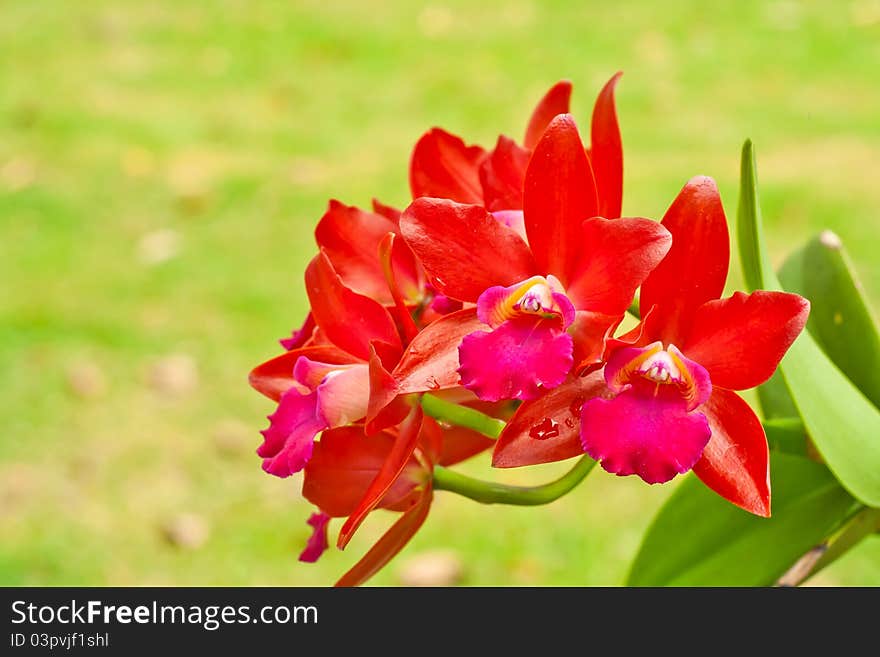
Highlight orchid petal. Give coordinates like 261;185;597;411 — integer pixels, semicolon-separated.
640;176;730;345
580;384;711;484
315;200;418;304
683;291;810;391
493;371;607;467
480;135;530;211
280;313;316;350
305;250;401;361
693;388;771;517
249;345;354;402
458;315;574;402
258;388;325;478
400;198;537;302
314;363;370;428
566;216;671;315
302;426;424;517
409;128;486;204
298;512;331;563
590;72;624;219
523;80;572;150
523;114;599;282
335;489;433;587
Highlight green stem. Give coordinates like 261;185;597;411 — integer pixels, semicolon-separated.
433;456;596;505
421;393;505;439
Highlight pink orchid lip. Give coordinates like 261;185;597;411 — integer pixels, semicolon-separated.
605;341;711;411
458;275;577;402
477;275;575;329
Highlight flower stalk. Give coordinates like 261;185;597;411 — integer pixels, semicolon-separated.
433;456;596;505
421;393;506;438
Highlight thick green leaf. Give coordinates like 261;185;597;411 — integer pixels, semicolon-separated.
779;232;880;409
758;369;799;420
763;417;808;457
737;140;880;507
627;453;856;586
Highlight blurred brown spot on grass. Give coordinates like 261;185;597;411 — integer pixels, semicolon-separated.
398;549;464;586
66;360;108;399
161;513;210;550
149;354;199;396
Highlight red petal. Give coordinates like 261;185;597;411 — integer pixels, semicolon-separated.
693;388;771;517
366;343;412;434
335;489;432;587
409;128;486;204
314;200;401;304
372;198;402;224
570;310;622;373
640;176;730;345
523;80;573;150
523;114;599;282
305;251;401;361
590;72;624;219
249;345;354;401
400;198;537;302
439;425;495;466
338;406;424;549
393;308;485;395
566;216;671;315
479;135;530;212
279;312;316;350
378;233;420;341
492;371;606;468
302;426;423;518
683;291;810;391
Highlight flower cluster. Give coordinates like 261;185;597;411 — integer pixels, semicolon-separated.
249;75;809;585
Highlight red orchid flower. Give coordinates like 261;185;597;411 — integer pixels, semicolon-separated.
493;176;809;516
380;113;670;410
249;247;405;477
410;74;623;221
297;406;491;586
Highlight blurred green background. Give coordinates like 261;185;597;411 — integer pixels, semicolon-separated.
2;0;879;585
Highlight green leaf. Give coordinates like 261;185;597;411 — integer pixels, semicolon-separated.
627;453;857;586
778;232;880;409
757;369;799;420
763;417;808;457
737;140;880;507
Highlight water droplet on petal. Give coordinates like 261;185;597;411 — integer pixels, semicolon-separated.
564;418;575;429
425;376;440;390
569;395;586;418
529;418;560;440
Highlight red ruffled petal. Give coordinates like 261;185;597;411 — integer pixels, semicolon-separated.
693;388;771;517
683;291;810;391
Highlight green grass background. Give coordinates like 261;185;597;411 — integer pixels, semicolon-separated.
2;0;879;585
